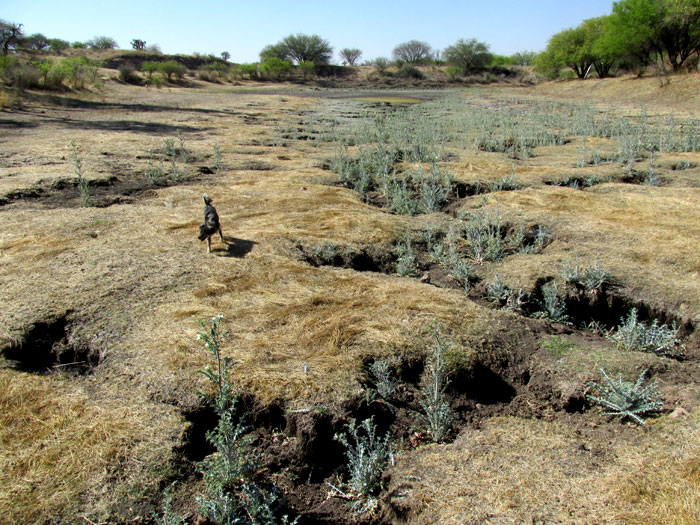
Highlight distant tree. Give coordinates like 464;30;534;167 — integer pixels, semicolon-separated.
281;34;332;64
158;60;186;81
71;41;87;49
221;51;230;61
543;25;594;78
260;42;289;62
490;54;516;66
443;38;493;74
339;47;362;65
510;50;537;65
392;40;432;63
131;39;146;50
584;16;618;78
87;35;118;50
48;38;70;53
146;43;162;53
23;33;49;51
0;20;23;55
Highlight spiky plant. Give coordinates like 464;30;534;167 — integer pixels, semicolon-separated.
608;308;681;356
587;368;663;425
331;417;393;514
485;274;526;312
533;281;571;325
417;325;454;442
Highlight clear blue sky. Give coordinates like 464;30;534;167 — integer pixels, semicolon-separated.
3;0;613;63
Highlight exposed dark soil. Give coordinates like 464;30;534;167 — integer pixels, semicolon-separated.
0;167;220;209
0;311;100;375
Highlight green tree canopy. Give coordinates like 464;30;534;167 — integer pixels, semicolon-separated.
443;38;493;74
281;34;332;64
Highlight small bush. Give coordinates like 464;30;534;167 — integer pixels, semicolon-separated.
587;368;663;425
118;64;140;84
607;308;681;356
396;64;424;79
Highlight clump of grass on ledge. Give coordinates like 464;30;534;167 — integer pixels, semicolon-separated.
607;308;681;356
587;368;663;425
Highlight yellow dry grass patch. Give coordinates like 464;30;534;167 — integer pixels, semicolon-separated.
391;408;700;524
531;73;700;116
466;184;700;322
0;370;180;522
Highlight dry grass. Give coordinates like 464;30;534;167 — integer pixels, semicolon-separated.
1;73;699;522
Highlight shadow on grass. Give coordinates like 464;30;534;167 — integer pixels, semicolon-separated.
219;237;257;258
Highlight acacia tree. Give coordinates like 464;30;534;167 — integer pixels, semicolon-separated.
259;42;289;62
131;39;146;50
443;38;493;74
339;47;362;65
87;35;118;50
392;40;432;63
23;33;49;51
281;33;332;64
0;20;23;55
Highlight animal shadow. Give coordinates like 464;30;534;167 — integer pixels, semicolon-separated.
218;237;257;258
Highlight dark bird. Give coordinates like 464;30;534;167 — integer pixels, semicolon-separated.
198;193;224;253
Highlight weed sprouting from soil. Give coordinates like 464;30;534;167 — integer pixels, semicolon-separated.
607;308;681;356
195;315;294;524
153;483;185;525
395;238;417;276
330;417;394;515
367;359;397;404
67;140;90;207
485;274;526;312
417;325;454;443
587;368;663;425
561;260;613;294
213;143;223;173
533;281;571;325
